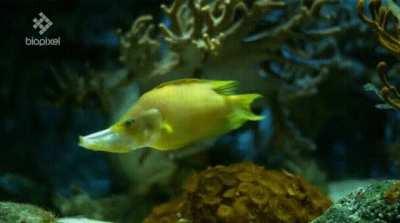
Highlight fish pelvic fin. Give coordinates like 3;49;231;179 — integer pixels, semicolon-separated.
228;94;264;129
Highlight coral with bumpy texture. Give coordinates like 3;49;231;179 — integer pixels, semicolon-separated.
312;180;400;223
144;162;331;223
0;202;56;223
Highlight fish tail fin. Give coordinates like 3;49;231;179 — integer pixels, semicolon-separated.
227;94;264;129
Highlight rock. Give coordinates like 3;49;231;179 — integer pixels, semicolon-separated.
0;201;56;223
312;180;400;223
57;217;112;223
328;179;378;202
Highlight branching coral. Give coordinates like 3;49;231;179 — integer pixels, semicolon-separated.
358;0;400;110
358;0;400;57
119;16;164;79
372;61;400;109
144;163;331;223
120;0;339;91
158;0;285;54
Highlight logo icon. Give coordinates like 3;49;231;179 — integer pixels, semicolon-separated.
33;12;53;35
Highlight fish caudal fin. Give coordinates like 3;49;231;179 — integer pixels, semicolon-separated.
228;94;264;129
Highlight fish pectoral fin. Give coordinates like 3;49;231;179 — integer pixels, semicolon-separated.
162;122;174;134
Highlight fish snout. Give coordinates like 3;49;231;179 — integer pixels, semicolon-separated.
79;128;133;153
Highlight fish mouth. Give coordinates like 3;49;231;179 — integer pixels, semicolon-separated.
79;128;133;153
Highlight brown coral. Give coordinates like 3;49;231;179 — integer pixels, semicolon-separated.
144;162;331;223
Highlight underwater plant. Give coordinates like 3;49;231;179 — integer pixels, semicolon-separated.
144;162;331;223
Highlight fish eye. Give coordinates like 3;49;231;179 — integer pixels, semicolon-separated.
123;119;135;128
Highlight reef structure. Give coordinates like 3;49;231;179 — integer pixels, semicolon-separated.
0;202;56;223
144;162;331;223
312;180;400;223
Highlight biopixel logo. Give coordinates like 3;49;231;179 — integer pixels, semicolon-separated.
33;12;53;35
25;12;61;47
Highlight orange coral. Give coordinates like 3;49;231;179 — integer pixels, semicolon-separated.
144;162;331;223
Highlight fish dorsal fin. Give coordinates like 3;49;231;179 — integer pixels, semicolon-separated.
155;79;202;89
155;78;238;95
209;80;238;95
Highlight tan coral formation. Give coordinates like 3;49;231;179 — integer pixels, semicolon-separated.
119;0;337;92
144;162;331;223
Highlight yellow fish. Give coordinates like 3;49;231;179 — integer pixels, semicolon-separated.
79;79;263;153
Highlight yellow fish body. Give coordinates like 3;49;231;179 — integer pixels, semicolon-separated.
79;79;263;153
